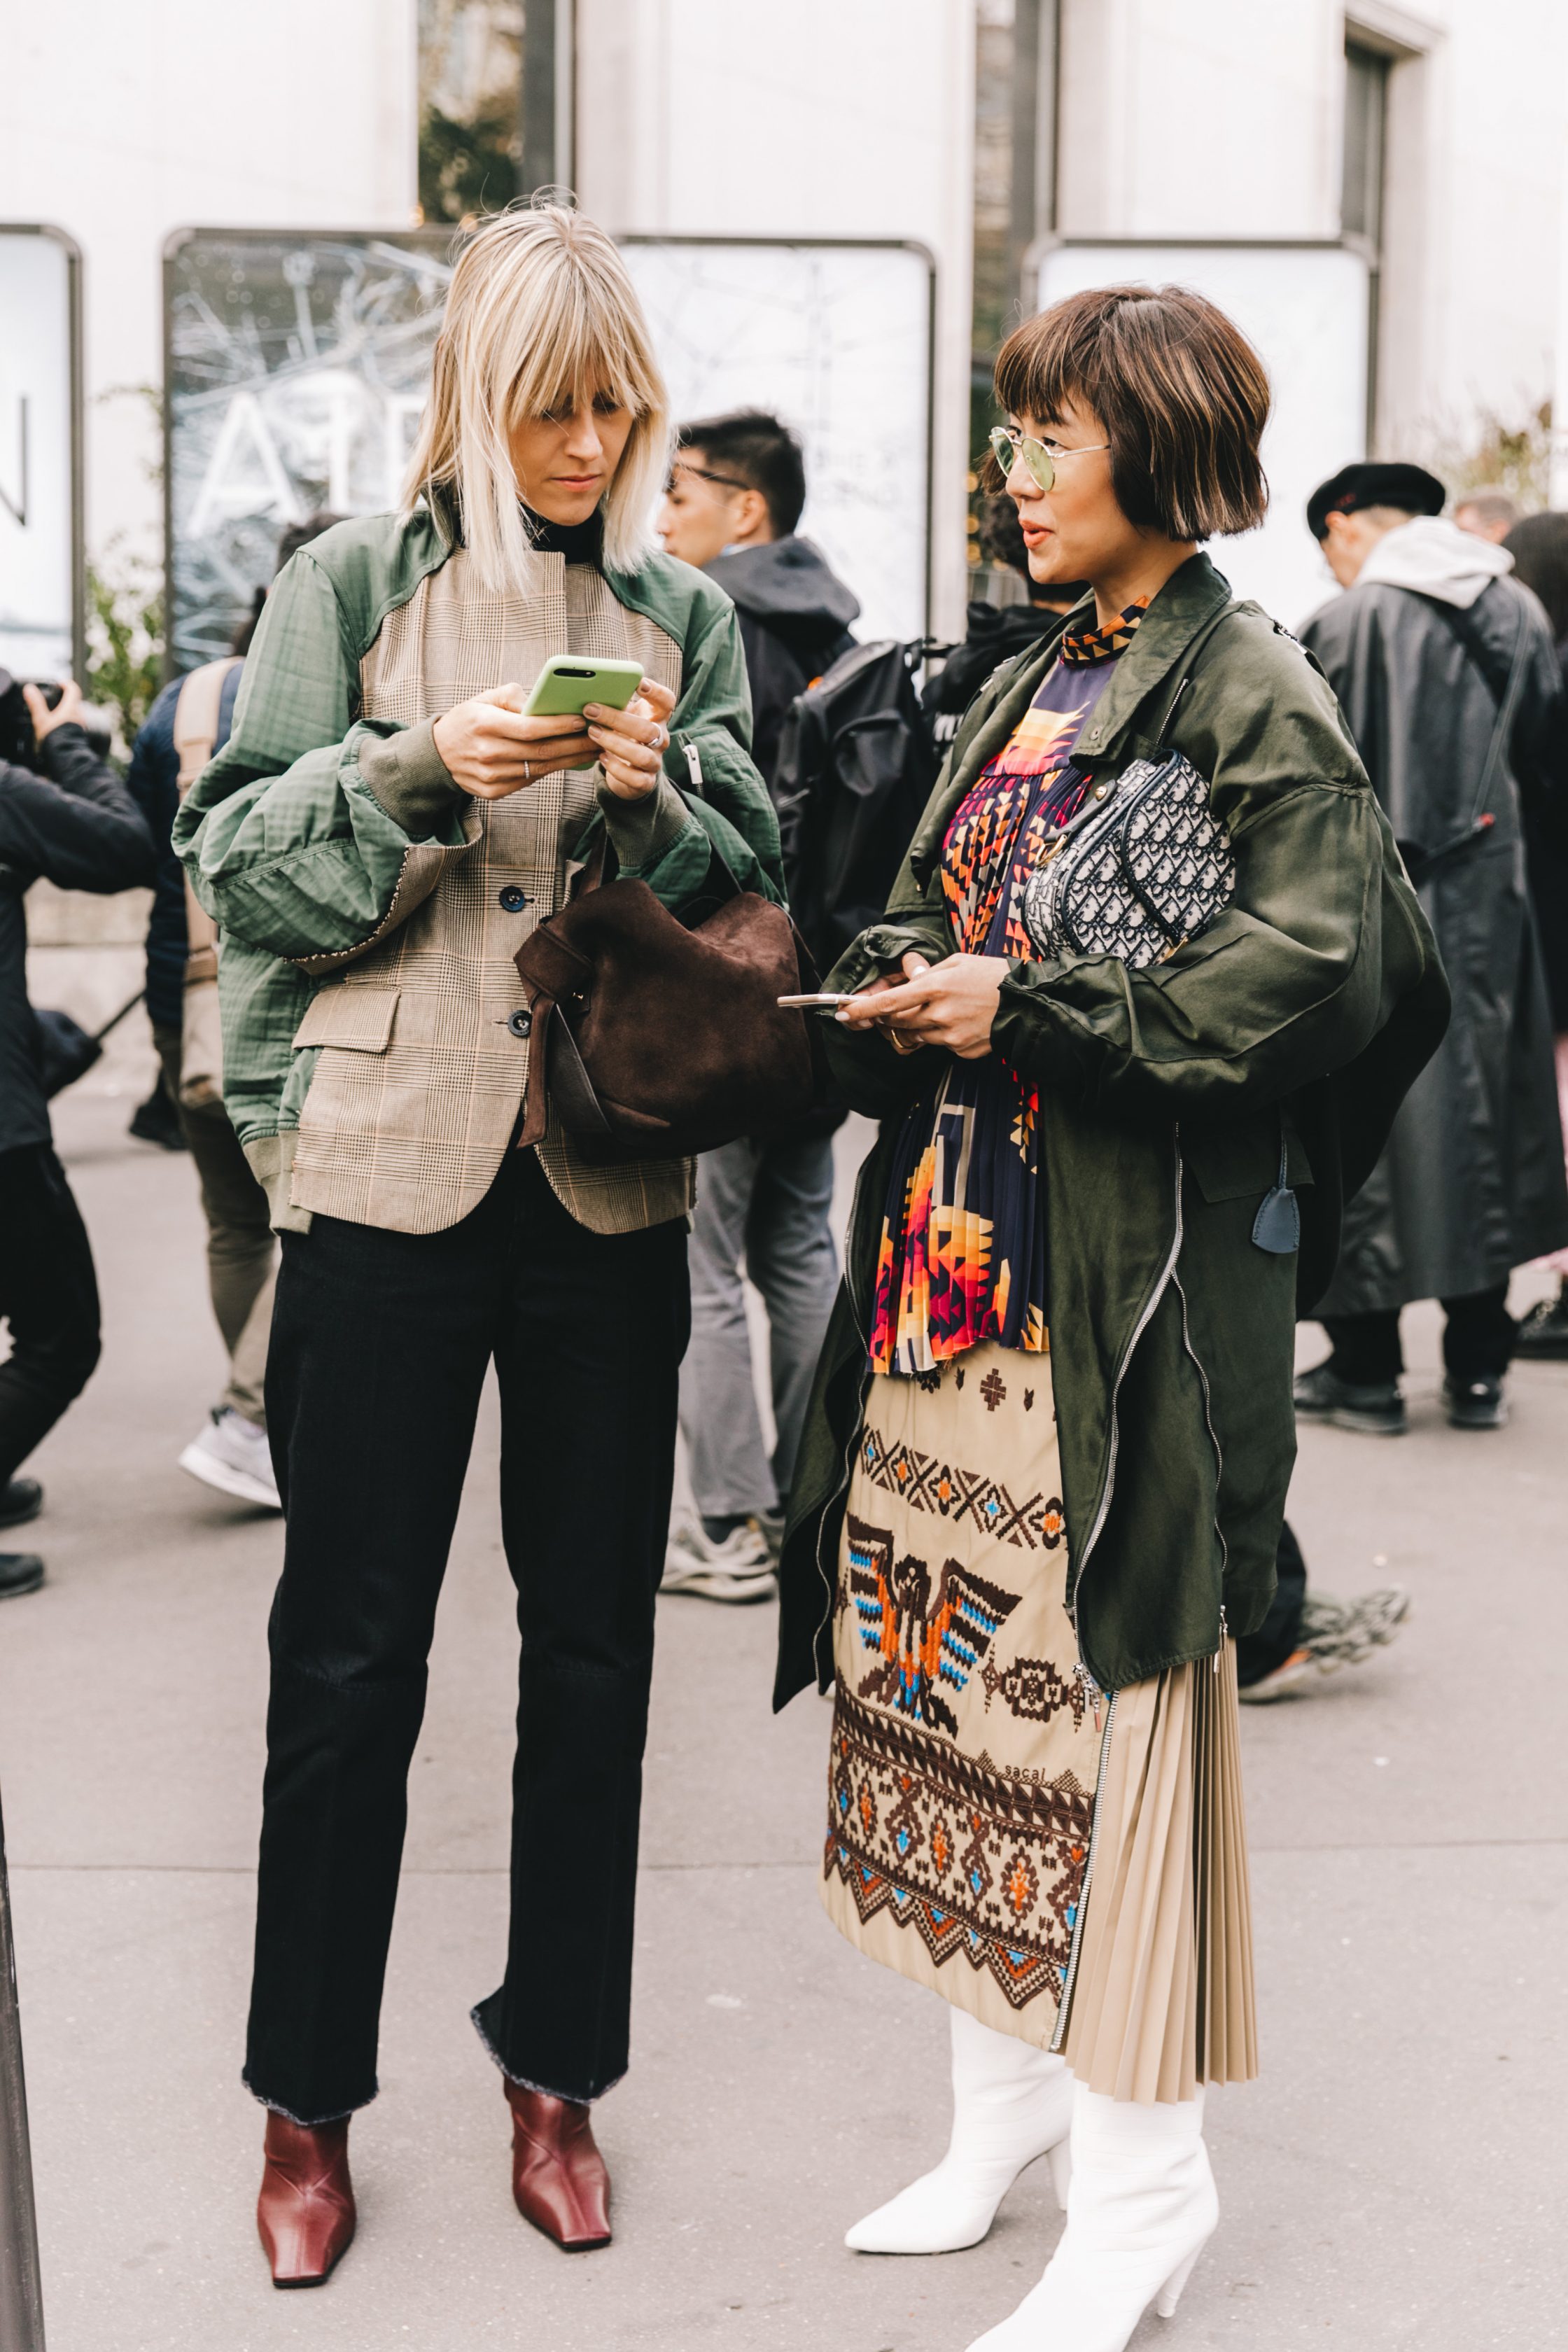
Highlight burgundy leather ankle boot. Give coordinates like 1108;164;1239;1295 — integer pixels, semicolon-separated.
256;2110;356;2286
504;2078;612;2250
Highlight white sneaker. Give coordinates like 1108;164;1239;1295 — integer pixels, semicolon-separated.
661;1516;776;1603
178;1410;281;1511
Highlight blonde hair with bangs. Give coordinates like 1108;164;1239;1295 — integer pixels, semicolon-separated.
403;202;670;585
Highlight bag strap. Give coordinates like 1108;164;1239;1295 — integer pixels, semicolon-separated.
173;657;241;793
1147;598;1240;748
174;657;241;981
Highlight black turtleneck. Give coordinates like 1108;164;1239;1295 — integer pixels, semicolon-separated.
520;503;604;566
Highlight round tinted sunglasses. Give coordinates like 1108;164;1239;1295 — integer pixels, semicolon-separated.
989;426;1110;493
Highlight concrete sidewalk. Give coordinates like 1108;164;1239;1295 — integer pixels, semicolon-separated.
1;1089;1564;2350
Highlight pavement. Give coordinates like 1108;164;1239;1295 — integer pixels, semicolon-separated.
1;1077;1566;2351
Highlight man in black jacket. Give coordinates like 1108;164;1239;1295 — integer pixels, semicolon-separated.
1298;461;1568;1434
658;409;859;786
0;675;155;1594
657;412;859;1597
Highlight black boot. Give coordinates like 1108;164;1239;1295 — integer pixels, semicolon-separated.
0;1554;44;1599
0;1478;43;1530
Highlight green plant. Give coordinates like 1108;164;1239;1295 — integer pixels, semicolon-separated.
1432;398;1553;513
85;542;164;755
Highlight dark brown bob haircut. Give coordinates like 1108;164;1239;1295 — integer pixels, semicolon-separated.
991;284;1270;541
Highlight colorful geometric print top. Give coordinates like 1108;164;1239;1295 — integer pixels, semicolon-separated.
867;598;1147;1375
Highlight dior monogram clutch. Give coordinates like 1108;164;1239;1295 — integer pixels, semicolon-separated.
1021;748;1236;971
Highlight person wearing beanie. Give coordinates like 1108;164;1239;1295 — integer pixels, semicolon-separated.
1296;463;1568;1432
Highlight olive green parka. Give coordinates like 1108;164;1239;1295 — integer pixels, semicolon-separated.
773;554;1449;1709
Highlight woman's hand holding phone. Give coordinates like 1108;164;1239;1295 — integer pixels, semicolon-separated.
836;950;1005;1060
432;675;676;802
585;676;676;801
433;685;596;799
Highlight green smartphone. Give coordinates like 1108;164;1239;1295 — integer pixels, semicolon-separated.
524;654;645;720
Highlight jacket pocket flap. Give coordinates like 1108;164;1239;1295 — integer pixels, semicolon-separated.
1183;1119;1312;1203
293;986;400;1053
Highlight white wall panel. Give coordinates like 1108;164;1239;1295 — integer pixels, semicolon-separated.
0;0;418;564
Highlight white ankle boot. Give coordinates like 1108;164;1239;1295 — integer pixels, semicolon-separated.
965;2083;1217;2349
846;2008;1074;2255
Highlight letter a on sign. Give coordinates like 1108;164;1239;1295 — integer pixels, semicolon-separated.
188;392;304;537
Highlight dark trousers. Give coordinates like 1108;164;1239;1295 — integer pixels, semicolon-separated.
1321;1282;1516;1385
1236;1519;1309;1688
0;1142;101;1490
246;1149;690;2123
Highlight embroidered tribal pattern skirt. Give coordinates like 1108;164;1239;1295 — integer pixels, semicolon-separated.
822;1340;1259;2098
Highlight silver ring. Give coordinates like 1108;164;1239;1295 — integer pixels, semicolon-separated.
650;722;669;752
523;758;532;783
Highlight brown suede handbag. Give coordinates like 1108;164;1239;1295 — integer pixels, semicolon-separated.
512;815;822;1164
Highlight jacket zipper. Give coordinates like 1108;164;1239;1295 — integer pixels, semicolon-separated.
1171;1257;1230;1602
1066;1125;1186;1641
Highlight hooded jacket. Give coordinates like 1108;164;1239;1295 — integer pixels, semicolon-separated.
704;538;859;790
1301;518;1568;1308
774;554;1448;1708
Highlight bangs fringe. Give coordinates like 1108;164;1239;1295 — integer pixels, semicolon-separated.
402;202;671;587
993;284;1270;542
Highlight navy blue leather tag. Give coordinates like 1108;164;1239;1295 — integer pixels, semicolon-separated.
1252;1182;1300;1254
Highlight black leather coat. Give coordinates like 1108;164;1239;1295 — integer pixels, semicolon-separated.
1302;571;1568;1307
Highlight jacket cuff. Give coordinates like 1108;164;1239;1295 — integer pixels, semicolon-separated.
358;721;462;839
597;776;695;872
990;963;1089;1088
240;1130;313;1235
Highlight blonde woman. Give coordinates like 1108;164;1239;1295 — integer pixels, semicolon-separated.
175;203;781;2287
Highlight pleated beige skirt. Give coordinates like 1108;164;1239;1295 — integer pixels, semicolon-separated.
1062;1639;1258;2102
822;1339;1256;2104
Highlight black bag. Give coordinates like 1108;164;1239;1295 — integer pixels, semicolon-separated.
771;639;946;975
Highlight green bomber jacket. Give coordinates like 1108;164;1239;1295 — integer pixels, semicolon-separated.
172;505;783;1235
774;552;1450;1706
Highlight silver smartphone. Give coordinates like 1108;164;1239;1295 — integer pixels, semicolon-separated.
777;992;854;1011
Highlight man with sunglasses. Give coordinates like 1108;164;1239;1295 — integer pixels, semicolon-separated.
657;410;860;1600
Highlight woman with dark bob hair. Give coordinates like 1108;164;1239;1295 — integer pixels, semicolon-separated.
774;284;1447;2348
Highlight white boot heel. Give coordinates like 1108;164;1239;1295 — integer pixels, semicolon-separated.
846;2008;1074;2255
1155;2238;1204;2318
965;2083;1217;2351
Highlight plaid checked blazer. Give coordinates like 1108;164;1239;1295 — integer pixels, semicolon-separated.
174;510;784;1238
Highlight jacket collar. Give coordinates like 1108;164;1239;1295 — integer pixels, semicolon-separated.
1069;551;1235;762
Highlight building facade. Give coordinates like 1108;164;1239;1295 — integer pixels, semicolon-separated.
1;0;1564;647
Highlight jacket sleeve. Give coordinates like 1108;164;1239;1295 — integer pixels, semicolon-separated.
0;728;155;892
174;551;472;967
125;685;191;1011
988;612;1434;1119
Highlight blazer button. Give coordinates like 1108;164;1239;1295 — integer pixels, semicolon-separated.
498;886;529;911
507;1009;533;1039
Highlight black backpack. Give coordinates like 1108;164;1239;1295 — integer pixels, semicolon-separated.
771;638;950;975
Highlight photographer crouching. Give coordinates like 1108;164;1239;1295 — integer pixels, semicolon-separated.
0;673;155;1595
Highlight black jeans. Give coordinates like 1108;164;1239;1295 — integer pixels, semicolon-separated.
0;1143;101;1490
246;1149;689;2123
1321;1282;1516;1385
